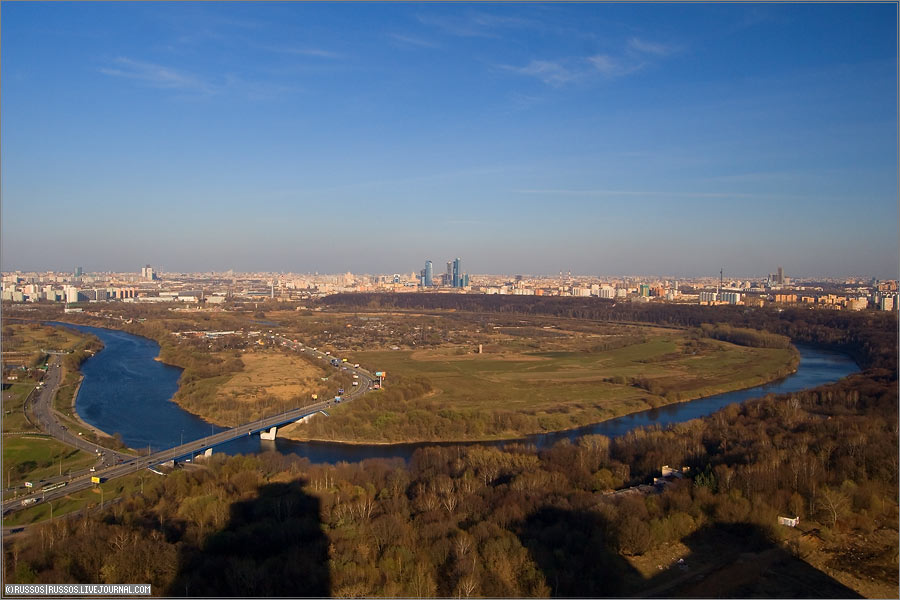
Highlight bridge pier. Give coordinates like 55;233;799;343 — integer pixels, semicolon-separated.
260;426;277;441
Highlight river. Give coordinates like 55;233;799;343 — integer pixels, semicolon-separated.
53;322;859;464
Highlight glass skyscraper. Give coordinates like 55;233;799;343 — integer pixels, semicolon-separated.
424;260;433;287
452;258;460;288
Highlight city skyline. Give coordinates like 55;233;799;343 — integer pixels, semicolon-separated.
1;3;898;279
1;261;889;285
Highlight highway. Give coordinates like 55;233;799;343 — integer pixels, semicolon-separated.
3;354;133;498
2;335;378;516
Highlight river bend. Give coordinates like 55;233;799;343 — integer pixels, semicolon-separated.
53;322;859;464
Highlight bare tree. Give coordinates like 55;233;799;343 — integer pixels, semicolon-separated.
816;486;849;528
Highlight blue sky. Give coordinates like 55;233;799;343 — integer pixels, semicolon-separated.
2;2;897;278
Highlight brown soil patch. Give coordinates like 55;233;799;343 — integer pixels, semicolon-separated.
220;353;322;402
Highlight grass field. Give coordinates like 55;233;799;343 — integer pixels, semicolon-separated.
287;327;798;443
2;382;40;433
1;322;86;366
2;436;96;489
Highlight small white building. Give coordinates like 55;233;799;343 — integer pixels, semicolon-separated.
777;515;800;527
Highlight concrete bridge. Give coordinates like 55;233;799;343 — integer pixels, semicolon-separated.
258;410;329;441
154;405;338;464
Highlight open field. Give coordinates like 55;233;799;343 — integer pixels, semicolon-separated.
1;322;87;365
287;322;798;443
2;382;40;433
2;436;96;490
221;352;323;403
172;349;348;427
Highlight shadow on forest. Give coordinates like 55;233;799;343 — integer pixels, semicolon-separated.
638;522;863;598
515;506;640;597
167;479;330;597
518;511;862;598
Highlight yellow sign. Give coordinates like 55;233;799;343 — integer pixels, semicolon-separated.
91;476;101;484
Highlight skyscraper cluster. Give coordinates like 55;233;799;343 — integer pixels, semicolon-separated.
420;257;468;288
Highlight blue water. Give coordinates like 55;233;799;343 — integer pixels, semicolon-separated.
52;322;859;464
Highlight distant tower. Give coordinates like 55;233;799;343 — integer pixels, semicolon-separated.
719;268;723;293
452;258;461;288
424;260;433;287
446;261;452;284
141;264;156;281
270;281;275;299
777;266;784;285
74;266;82;278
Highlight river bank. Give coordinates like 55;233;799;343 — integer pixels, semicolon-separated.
278;344;802;445
278;354;803;446
62;374;111;440
45;319;858;466
47;316;801;447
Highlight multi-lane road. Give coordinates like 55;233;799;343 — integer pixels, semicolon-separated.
2;334;377;517
27;355;133;465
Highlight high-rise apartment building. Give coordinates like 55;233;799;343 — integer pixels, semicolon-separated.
74;266;82;278
777;266;784;285
424;260;433;287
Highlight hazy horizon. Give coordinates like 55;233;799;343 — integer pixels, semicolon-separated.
2;3;897;279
